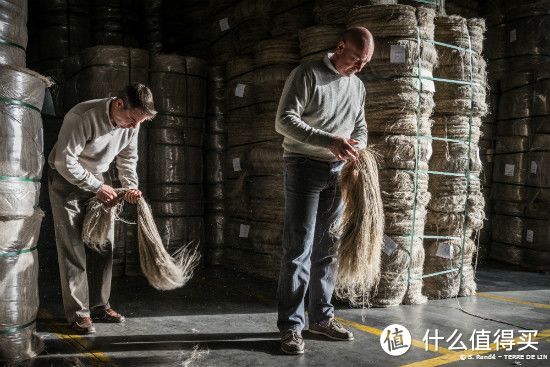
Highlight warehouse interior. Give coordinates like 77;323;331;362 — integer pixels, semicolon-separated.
1;0;549;366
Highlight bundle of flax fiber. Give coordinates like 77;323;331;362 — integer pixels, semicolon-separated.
82;190;200;291
348;4;437;307
334;149;384;307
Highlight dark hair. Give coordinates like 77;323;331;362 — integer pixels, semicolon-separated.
117;83;157;119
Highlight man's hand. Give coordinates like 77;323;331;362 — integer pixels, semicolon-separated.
124;189;142;204
96;184;118;207
328;137;359;161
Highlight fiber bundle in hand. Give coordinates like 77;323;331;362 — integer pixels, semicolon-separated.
334;149;384;307
82;193;200;290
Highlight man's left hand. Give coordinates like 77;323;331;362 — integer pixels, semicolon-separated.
124;189;142;204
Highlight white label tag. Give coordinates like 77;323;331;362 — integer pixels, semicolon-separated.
234;83;246;97
530;161;538;174
436;242;453;259
504;164;515;176
510;29;516;42
219;18;230;32
390;45;407;64
239;224;250;238
232;157;241;172
382;238;397;256
526;229;534;243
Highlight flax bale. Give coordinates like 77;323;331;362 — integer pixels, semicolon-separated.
0;0;27;67
255;38;300;66
271;1;314;38
226;112;280;146
298;26;342;63
313;0;356;26
224;140;283;179
0;210;44;363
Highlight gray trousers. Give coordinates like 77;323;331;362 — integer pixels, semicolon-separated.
277;156;344;332
48;170;114;322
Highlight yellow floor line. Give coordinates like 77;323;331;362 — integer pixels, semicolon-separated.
38;308;115;366
401;329;550;367
336;317;452;355
476;292;550;310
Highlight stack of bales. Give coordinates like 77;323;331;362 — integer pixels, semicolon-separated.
0;65;50;362
90;0;141;47
204;66;227;265
222;40;298;279
483;1;550;271
207;0;239;65
271;0;314;39
348;4;437;306
422;16;487;299
208;0;272;65
142;0;163;54
298;25;342;63
0;0;28;67
62;45;150;276
148;55;207;260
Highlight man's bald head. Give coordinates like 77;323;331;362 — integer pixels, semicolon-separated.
331;26;374;76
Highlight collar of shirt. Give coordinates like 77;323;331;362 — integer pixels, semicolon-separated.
106;97;119;131
323;52;342;76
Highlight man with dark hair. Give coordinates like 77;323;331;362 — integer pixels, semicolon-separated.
48;83;157;333
275;27;374;354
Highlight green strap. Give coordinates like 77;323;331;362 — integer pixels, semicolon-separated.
0;97;41;112
411;0;438;4
429;40;476;54
422;75;480;86
422;235;462;241
0;319;36;335
418;135;468;144
0;175;41;183
0;36;26;51
0;245;38;257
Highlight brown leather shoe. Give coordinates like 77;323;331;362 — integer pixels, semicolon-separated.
70;316;96;334
92;308;126;323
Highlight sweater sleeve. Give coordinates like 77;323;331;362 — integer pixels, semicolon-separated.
275;65;335;147
53;112;103;192
351;84;368;150
116;126;140;189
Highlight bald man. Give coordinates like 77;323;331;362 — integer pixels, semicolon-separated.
275;27;374;354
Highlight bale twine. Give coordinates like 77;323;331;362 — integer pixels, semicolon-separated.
255;38;300;66
0;210;44;363
0;65;50;218
298;26;341;63
0;0;27;67
63;46;149;112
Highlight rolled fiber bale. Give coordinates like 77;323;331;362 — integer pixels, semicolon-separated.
148;184;204;217
313;0;355;26
0;210;44;363
207;65;226;117
271;2;314;38
370;134;433;171
0;0;27;67
224;140;283;178
255;38;300;66
298;26;341;63
226;112;279;146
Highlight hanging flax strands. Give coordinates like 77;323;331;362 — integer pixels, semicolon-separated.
82;191;200;290
334;149;384;306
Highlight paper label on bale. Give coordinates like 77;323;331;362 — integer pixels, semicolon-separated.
530;161;538;174
382;238;397;256
436;242;453;259
219;18;230;32
526;229;534;243
504;164;515;176
235;84;246;97
390;45;407;64
232;157;241;171
510;29;516;43
239;224;250;238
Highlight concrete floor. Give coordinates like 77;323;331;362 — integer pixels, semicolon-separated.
14;248;550;367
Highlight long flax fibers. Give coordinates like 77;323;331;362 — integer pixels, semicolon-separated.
334;149;384;306
82;190;200;290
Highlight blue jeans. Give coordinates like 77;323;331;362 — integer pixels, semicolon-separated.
277;156;344;332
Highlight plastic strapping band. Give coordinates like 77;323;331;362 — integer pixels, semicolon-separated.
0;175;41;183
0;319;36;335
411;0;438;5
0;97;41;112
428;40;475;53
0;36;26;51
0;245;38;257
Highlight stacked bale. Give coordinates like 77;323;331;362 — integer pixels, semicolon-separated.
422;16;487;299
90;0;141;47
221;40;298;279
204;66;227;265
271;0;314;39
162;0;210;58
298;25;342;63
0;65;49;363
149;55;207;259
0;0;28;67
62;45;150;276
142;0;163;54
348;4;437;306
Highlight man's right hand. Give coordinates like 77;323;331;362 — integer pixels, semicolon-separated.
328;136;359;161
96;184;118;206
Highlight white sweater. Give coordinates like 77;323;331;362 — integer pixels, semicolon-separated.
48;98;140;192
275;53;368;161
